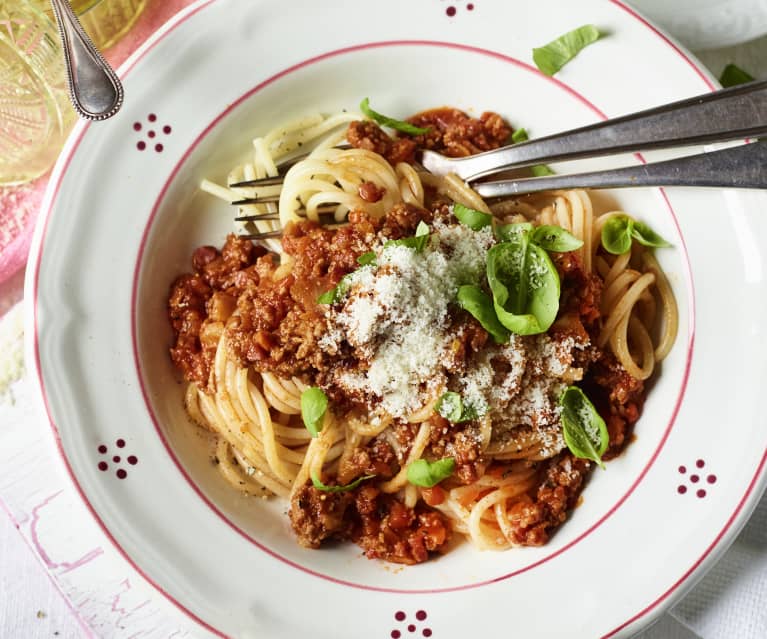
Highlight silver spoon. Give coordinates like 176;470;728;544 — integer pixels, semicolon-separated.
49;0;124;120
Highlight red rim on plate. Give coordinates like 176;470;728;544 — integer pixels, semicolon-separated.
28;1;766;636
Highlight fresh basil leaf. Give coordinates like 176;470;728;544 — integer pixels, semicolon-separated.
407;457;455;488
600;215;633;255
317;274;353;304
301;387;328;437
631;220;671;248
456;285;510;344
530;164;555;177
453;203;493;230
720;63;754;88
384;220;430;252
531;225;583;252
357;251;377;266
495;222;533;242
512;128;529;144
559;386;609;469
434;391;484;423
311;471;375;493
486;240;561;335
532;24;602;76
359;97;430;136
436;391;463;422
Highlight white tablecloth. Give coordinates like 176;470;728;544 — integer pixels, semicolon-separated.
1;30;766;639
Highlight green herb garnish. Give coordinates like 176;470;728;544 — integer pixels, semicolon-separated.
530;225;583;252
301;387;328;437
453;203;493;230
317;274;353;305
360;98;430;136
407;457;455;488
456;285;510;344
559;386;609;468
435;391;484;423
533;24;602;76
357;251;377;266
384;220;430;252
486;234;560;336
720;63;754;88
495;222;534;243
512;128;529;144
530;164;556;177
600;214;671;255
311;471;374;493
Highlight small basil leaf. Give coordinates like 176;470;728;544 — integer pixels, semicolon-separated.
531;164;555;177
359;98;430;136
317;274;353;305
301;387;328;437
456;285;510;344
512;128;529;144
720;63;754;88
357;251;377;266
486;241;560;335
435;391;463;422
559;386;609;469
495;222;533;242
311;471;375;493
384;220;430;252
434;391;484;423
631;220;671;249
531;225;583;252
601;215;633;255
407;457;455;488
532;24;602;76
453;203;493;230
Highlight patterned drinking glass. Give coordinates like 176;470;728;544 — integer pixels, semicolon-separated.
0;0;145;186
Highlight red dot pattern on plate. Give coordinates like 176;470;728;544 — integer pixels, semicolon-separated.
133;114;172;152
443;0;475;17
678;459;716;498
392;611;432;637
97;440;138;479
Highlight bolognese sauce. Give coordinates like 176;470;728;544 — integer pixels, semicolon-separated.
167;105;673;563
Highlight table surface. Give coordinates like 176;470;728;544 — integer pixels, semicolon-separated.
1;5;766;637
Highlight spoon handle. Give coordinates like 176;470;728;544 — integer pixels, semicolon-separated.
49;0;124;120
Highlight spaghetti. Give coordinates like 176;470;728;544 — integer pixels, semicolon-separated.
168;106;677;563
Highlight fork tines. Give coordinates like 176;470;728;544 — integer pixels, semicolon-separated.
231;193;281;206
229;143;353;188
235;212;279;222
239;230;283;240
230;175;286;188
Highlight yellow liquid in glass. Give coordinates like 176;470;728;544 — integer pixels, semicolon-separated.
27;0;146;50
0;0;145;185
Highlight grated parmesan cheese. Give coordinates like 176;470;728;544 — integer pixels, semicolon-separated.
324;224;492;417
318;217;590;450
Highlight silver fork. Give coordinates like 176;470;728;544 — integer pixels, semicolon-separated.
233;80;767;239
422;79;767;197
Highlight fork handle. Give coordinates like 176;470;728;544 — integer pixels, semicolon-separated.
474;142;767;197
431;80;767;181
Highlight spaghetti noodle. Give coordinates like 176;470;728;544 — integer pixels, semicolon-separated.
168;106;677;563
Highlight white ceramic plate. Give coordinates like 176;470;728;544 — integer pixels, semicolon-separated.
27;1;767;637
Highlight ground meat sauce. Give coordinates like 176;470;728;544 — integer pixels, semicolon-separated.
407;108;512;157
167;111;650;563
347;108;512;162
